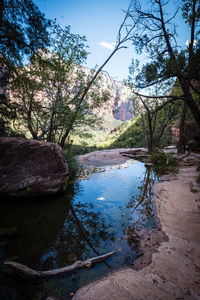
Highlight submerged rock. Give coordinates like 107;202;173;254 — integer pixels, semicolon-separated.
0;137;68;196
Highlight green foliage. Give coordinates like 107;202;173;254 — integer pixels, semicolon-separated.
0;0;51;67
64;144;80;183
11;23;110;146
167;154;178;167
150;151;167;166
128;0;200;89
127;0;200;132
150;150;177;175
182;0;200;27
103;116;146;149
144;63;158;83
0;0;51;138
0;94;26;137
109;98;182;150
0;95;15;136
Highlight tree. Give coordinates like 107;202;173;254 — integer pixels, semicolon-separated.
132;92;181;152
0;0;51;137
0;0;51;68
127;0;200;137
56;3;139;148
11;24;111;145
8;4;139;147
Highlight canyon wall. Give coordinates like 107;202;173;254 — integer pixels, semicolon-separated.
0;64;134;122
83;67;134;121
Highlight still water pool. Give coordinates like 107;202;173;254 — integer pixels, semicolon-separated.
0;160;157;300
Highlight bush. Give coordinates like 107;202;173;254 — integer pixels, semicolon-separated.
150;151;167;166
150;151;177;175
167;154;178;167
64;145;80;184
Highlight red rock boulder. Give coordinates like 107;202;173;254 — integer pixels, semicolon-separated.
0;137;68;196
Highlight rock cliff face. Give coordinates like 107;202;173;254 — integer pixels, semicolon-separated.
114;100;133;121
83;67;133;121
1;64;133;122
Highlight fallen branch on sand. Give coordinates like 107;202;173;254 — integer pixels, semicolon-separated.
4;251;116;280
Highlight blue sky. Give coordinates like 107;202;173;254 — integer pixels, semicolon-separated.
36;0;190;82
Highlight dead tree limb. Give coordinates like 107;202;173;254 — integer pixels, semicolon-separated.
4;250;117;280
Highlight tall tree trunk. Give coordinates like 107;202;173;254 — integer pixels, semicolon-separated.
177;102;187;154
59;127;71;148
179;80;200;129
147;112;153;153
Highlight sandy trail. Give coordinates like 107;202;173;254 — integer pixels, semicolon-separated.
73;152;200;300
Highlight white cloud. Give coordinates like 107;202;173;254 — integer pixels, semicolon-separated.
186;40;197;47
99;41;116;50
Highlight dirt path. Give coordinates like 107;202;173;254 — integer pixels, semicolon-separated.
73;153;200;300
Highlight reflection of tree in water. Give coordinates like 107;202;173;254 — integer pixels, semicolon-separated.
41;182;115;270
124;168;158;250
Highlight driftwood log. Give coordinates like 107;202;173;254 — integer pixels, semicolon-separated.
4;250;116;280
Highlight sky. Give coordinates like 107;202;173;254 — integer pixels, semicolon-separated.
36;0;190;82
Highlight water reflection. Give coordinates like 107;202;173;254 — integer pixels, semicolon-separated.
42;199;115;270
125;167;158;250
0;161;157;300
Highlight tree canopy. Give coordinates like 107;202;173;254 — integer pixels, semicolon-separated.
0;0;51;67
127;0;200;129
10;23;111;146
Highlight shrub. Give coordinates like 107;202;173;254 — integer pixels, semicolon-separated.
64;145;80;184
167;154;178;167
150;151;177;175
150;151;167;166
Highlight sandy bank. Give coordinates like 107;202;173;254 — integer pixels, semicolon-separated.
73;152;200;300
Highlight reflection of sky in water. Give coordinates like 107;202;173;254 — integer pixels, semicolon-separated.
74;161;146;235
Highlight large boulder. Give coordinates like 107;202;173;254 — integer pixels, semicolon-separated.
0;137;68;196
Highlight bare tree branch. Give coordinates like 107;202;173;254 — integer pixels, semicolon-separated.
4;251;117;280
